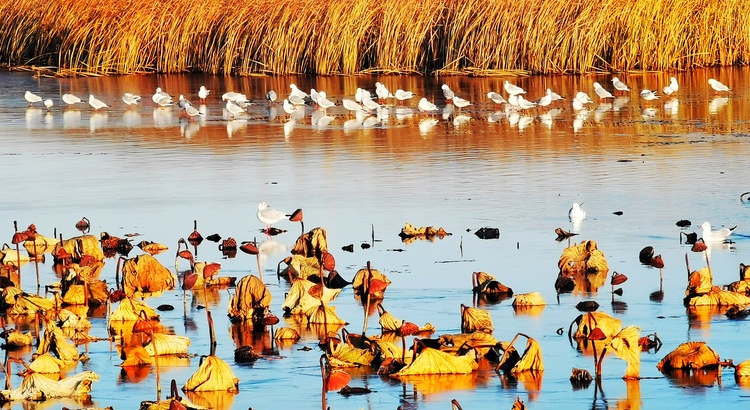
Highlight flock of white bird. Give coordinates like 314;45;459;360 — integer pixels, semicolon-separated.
22;76;733;132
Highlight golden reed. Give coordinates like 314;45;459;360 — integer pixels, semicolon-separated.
1;0;748;76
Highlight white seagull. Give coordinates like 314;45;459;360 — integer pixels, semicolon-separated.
536;92;552;108
289;84;309;100
24;91;43;106
152;87;171;105
611;77;630;93
88;95;109;111
699;222;736;243
569;203;586;220
43;99;54;110
257;202;287;232
640;89;659;101
394;89;415;103
266;90;277;104
122;93;142;106
375;82;394;101
62;93;83;106
516;95;536;110
198;85;210;102
452;96;472;109
708;79;730;93
222;91;243;102
317;95;336;114
547;89;564;101
593;82;614;100
342;98;366;113
487;92;507;105
184;103;204;121
663;77;678;95
418;97;438;112
226;100;245;119
504;80;526;96
441;84;456;101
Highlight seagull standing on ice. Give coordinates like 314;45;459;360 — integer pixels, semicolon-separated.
394;89;415;103
699;221;736;243
487;92;507;105
122;93;142;106
257;202;287;233
375;82;394;101
708;79;730;93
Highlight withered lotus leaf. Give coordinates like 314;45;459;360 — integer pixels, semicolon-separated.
352;267;391;295
239;242;259;255
306;304;347;325
587;327;607;341
108;299;159;322
308;283;324;300
512;396;527;410
657;341;720;371
4;330;33;347
399;322;419;336
611;272;628;286
54;234;104;262
121;254;175;297
228;275;272;321
273;327;300;341
558;240;609;276
23;233;59;256
183;356;239;392
461;305;493;333
512;292;546;307
735;360;750;377
137;241;169;255
38;322;79;362
378;305;404;332
686;267;713;297
394;347;477;376
572;311;622;340
473;272;513;295
321;252;336;271
290;228;328;258
607;326;641;379
0;371;99;401
325;369;351;391
144;333;191;356
687;288;750;306
510;337;544;373
119;345;154;367
281;279;342;315
328;343;375;367
29;353;66;373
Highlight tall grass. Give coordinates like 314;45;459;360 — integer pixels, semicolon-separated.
1;0;749;76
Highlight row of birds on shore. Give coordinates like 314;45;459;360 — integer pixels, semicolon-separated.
22;76;733;123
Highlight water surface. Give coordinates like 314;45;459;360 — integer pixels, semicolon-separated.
1;68;750;409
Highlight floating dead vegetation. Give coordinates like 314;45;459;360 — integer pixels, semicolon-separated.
399;223;451;243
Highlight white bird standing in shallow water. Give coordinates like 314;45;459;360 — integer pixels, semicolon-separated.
700;221;736;242
593;82;614;100
418;97;438;112
663;77;678;95
122;93;141;106
62;93;83;106
640;89;659;102
88;95;109;111
441;84;456;101
43;99;53;110
487;92;507;105
708;79;730;93
257;202;287;233
569;203;586;220
504;80;526;96
24;91;42;106
611;77;630;93
198;85;210;102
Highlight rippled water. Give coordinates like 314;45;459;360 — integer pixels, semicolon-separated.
2;67;750;409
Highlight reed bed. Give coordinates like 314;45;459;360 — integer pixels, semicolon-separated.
1;0;749;76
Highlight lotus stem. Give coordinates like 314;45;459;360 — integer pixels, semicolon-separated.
149;328;161;398
33;237;40;290
362;261;372;336
320;354;327;410
13;221;21;287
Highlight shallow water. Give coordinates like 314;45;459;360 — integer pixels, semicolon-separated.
2;67;750;409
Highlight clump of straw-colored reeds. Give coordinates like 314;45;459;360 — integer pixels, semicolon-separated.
1;0;749;76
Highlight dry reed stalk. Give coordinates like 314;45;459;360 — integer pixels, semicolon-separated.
1;0;750;76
